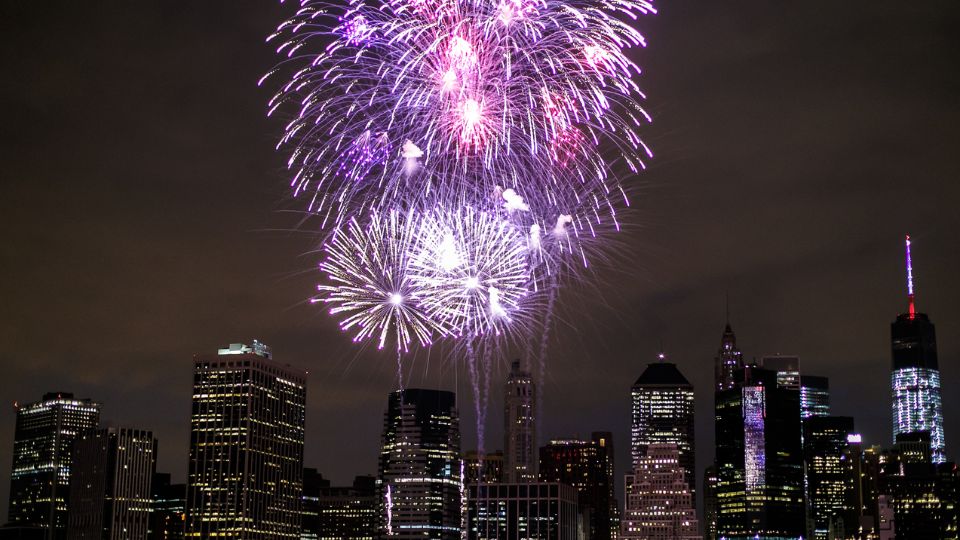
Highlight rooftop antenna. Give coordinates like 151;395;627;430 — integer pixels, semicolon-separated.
905;235;916;320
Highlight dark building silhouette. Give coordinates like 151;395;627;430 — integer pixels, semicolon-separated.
185;342;307;539
714;365;805;539
7;393;101;540
504;360;537;483
803;416;857;540
702;465;718;540
149;473;185;540
301;469;376;540
630;355;695;492
891;236;946;463
67;427;156;540
468;483;580;540
539;433;615;540
377;388;462;539
714;323;743;392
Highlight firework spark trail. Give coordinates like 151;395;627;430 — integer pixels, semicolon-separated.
535;272;559;445
466;340;485;453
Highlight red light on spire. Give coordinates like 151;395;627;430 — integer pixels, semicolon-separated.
905;234;915;319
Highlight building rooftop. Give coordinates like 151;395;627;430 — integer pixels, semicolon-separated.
633;362;692;387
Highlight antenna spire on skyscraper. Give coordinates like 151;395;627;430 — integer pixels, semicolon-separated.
905;234;915;319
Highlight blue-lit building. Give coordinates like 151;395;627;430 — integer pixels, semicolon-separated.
891;236;946;463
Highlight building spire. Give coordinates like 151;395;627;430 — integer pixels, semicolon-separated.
905;234;916;319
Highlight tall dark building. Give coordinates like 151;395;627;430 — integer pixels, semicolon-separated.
504;360;537;483
539;433;615;540
464;451;504;484
714;323;743;392
149;473;185;540
67;427;157;540
301;469;376;540
468;483;581;540
630;355;695;491
803;416;857;540
799;375;830;419
377;388;463;539
702;465;718;540
891;236;946;463
7;393;101;539
714;365;805;539
185;341;307;539
759;355;800;391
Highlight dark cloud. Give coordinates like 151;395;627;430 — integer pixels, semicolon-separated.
1;0;958;510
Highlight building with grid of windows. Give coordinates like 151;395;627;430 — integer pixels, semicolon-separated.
149;473;185;540
185;341;307;539
630;356;695;491
621;443;700;539
467;482;580;540
504;360;537;483
539;433;616;540
799;375;830;419
802;416;857;540
301;469;376;540
377;388;463;539
7;392;101;540
66;426;157;540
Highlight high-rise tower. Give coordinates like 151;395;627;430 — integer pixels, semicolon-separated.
630;354;695;491
377;389;463;539
715;321;743;392
185;341;307;539
7;393;101;539
539;433;616;540
890;235;946;463
504;359;536;482
67;426;157;539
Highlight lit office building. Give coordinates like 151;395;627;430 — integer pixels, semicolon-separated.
67;427;157;540
468;482;580;540
891;236;946;463
702;465;718;540
185;341;307;539
714;365;805;539
881;431;959;538
465;451;504;484
802;417;857;540
377;388;463;539
7;392;101;539
799;375;830;419
539;433;616;540
630;355;695;492
504;360;537;483
621;443;700;539
301;469;376;540
150;473;185;540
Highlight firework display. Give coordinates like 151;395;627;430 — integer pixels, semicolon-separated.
266;0;655;351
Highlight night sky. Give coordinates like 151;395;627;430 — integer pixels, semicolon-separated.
2;0;959;511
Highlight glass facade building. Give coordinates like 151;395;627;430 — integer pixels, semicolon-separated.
799;375;830;419
7;393;101;540
890;312;945;463
377;388;463;539
802;416;857;540
185;341;307;539
149;473;186;540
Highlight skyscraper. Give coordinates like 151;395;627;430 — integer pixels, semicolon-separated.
881;431;959;538
630;355;695;491
799;375;830;419
504;359;537;483
7;393;101;539
185;341;307;539
621;443;700;540
759;355;800;391
891;235;946;463
802;416;857;540
468;483;581;540
714;365;806;539
377;388;463;539
464;451;504;484
67;427;157;540
714;322;743;392
539;433;616;540
702;465;718;540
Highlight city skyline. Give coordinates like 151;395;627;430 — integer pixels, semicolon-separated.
2;0;959;525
